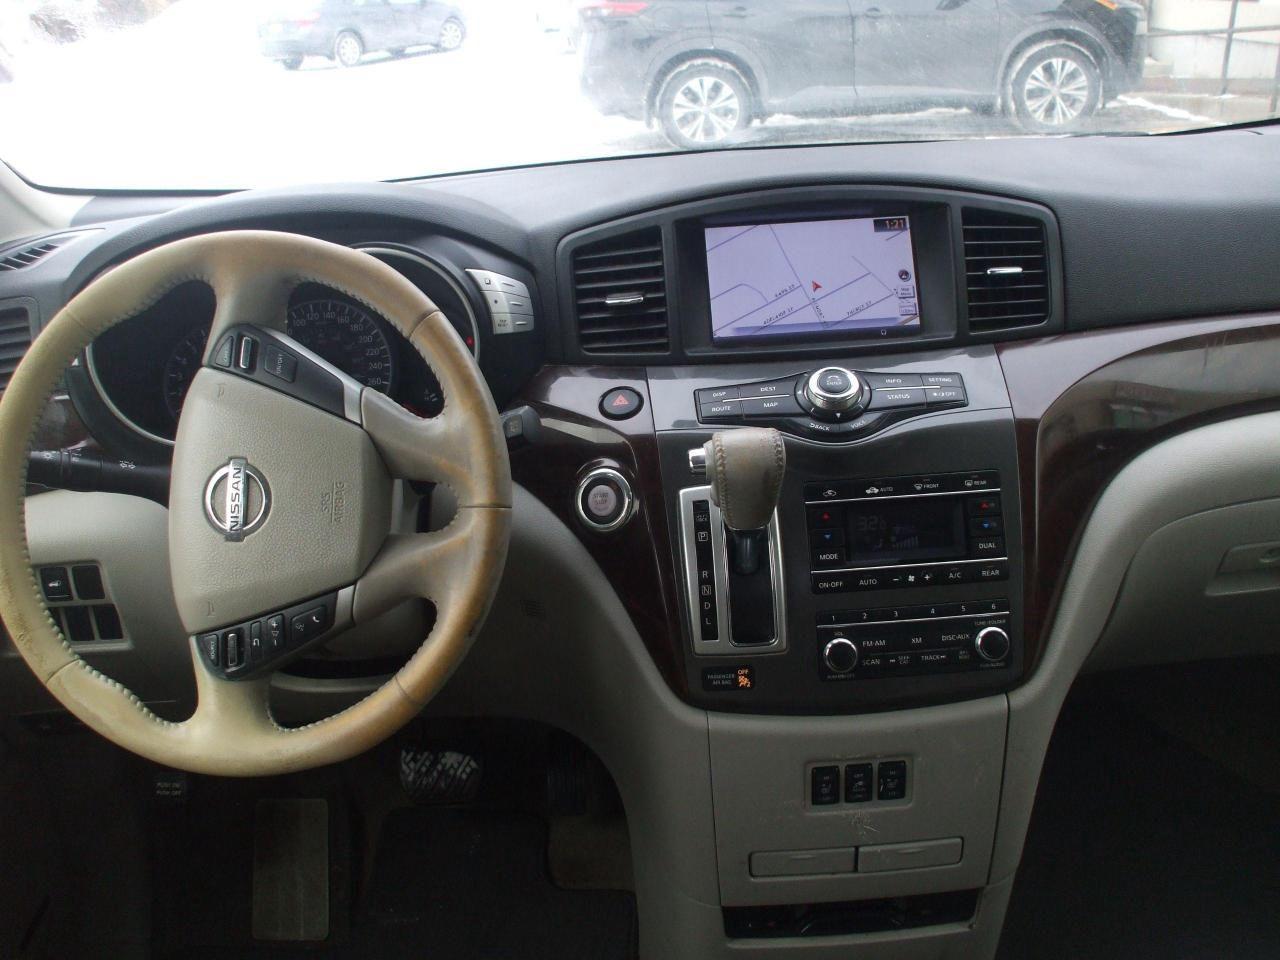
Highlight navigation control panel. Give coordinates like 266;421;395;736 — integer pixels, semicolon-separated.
695;367;967;441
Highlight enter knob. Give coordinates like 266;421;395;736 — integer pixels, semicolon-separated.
974;626;1011;662
805;367;866;414
822;636;859;674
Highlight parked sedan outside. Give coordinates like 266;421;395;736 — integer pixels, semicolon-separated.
259;0;467;69
578;0;1147;147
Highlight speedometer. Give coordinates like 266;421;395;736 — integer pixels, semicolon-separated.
285;298;396;394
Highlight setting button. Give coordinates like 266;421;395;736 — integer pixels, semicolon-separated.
921;373;962;388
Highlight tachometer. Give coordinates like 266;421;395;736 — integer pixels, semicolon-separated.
162;322;209;422
286;298;396;394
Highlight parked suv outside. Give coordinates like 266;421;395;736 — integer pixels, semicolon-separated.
260;0;467;69
578;0;1147;146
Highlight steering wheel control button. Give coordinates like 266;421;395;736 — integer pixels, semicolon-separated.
39;566;73;602
575;467;635;533
262;344;297;382
600;387;643;420
224;627;245;670
810;765;840;806
237;335;257;372
212;333;235;368
290;606;330;646
248;621;265;664
265;614;286;651
198;633;220;668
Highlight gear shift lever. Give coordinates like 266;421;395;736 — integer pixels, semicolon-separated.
689;427;786;575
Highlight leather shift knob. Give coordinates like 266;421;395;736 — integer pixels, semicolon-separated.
703;428;786;531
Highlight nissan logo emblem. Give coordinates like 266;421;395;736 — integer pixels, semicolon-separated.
204;457;270;541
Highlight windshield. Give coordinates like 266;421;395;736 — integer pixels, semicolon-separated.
0;0;1276;191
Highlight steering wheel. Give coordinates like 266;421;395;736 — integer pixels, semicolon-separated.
0;231;511;775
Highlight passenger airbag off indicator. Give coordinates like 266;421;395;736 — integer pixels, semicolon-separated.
600;386;643;420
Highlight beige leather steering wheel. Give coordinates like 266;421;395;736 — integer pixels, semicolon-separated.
0;231;511;775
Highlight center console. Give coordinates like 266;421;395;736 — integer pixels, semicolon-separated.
653;349;1022;715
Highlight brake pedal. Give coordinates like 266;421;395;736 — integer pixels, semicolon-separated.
399;748;482;805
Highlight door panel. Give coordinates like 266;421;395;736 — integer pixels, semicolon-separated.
852;0;1001;99
352;0;399;48
706;0;857;109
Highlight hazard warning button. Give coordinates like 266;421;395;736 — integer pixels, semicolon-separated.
599;387;644;420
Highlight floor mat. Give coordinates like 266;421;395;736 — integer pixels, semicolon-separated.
997;690;1280;960
359;808;637;960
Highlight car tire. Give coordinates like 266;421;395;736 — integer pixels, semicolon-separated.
333;30;364;68
1008;42;1101;133
281;57;303;71
438;18;465;52
657;60;752;150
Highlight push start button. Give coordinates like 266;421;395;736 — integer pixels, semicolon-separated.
575;467;634;533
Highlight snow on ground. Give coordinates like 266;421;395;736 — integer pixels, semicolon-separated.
0;0;1261;190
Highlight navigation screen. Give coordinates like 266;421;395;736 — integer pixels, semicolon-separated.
706;216;920;342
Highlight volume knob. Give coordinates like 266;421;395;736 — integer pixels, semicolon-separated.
822;636;859;674
805;367;866;415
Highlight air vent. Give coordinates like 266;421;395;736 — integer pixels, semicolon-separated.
0;233;80;272
0;304;33;393
572;227;670;354
962;209;1050;334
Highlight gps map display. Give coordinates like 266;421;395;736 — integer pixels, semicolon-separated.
706;216;920;342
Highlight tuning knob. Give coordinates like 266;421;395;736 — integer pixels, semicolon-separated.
974;626;1011;662
804;367;867;416
822;636;859;674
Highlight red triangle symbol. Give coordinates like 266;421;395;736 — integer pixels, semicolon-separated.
812;281;822;292
612;393;630;407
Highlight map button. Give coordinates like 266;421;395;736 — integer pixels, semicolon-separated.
742;395;802;418
868;388;927;410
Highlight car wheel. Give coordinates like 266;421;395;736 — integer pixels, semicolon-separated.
281;56;303;71
658;60;751;150
333;30;364;68
439;18;465;52
1009;43;1100;133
